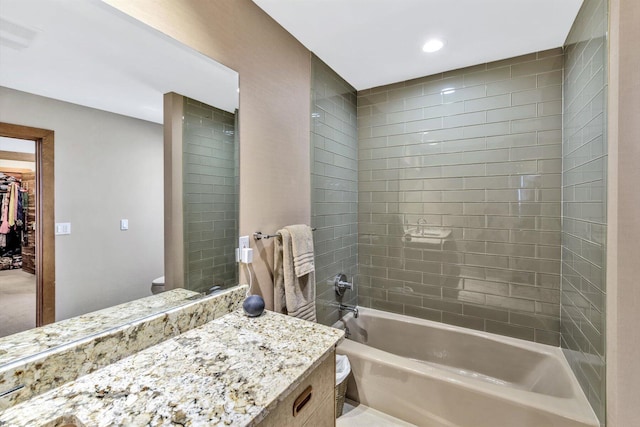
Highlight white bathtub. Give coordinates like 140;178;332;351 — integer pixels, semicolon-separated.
334;307;599;427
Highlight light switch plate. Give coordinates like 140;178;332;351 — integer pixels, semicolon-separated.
120;219;129;230
55;222;71;235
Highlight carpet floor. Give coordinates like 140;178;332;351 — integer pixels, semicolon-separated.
0;269;36;338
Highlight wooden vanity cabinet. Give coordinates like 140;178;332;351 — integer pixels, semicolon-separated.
258;350;336;427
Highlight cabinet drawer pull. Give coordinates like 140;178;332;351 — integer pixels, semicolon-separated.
292;385;313;417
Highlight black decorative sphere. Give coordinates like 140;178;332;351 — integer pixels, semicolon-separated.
243;295;265;317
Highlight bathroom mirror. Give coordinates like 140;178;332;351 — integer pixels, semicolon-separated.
0;0;239;363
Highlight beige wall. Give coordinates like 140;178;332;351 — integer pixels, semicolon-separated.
607;0;640;425
104;0;312;307
0;87;164;321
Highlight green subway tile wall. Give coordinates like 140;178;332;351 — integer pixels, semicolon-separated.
183;98;238;293
561;0;608;423
357;48;564;345
311;54;358;325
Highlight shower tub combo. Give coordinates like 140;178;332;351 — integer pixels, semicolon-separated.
334;307;599;427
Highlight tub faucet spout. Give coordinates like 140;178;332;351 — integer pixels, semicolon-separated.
339;304;359;318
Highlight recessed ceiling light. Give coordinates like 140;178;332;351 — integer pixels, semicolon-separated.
422;38;444;53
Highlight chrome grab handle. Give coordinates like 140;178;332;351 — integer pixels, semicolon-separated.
334;273;353;296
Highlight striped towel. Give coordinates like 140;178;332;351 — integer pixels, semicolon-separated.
273;225;316;322
285;224;315;277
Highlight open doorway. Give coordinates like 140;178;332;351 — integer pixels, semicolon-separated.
0;122;55;337
0;137;36;337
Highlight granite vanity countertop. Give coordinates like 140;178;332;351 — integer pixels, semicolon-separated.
0;309;344;426
0;288;199;365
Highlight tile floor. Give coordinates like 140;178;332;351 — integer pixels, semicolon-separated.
338;400;417;427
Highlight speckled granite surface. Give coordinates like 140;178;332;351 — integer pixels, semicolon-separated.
0;286;247;409
0;310;344;427
0;288;198;366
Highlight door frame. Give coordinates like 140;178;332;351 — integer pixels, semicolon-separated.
0;122;55;325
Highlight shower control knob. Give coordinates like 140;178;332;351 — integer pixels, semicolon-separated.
334;273;353;296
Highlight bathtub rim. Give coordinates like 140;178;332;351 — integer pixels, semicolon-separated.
333;306;599;427
334;306;561;356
